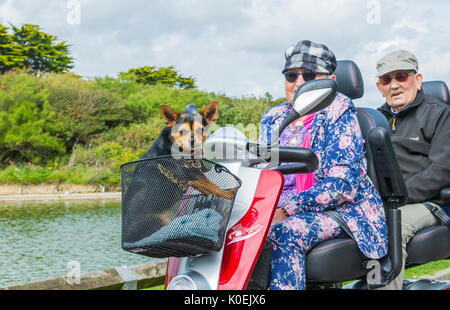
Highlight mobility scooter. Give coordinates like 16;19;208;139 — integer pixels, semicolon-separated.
121;61;450;290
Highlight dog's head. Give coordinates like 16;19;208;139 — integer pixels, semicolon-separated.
160;101;219;158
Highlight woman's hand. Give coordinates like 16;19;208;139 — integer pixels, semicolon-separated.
271;208;288;226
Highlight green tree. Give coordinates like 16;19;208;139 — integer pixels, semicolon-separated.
0;25;25;73
119;66;196;89
10;24;74;75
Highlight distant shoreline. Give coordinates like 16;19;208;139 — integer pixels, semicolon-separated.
0;184;121;201
0;192;121;202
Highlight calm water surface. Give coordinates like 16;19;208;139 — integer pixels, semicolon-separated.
0;199;161;288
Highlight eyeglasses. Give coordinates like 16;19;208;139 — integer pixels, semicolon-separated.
378;71;415;86
284;70;317;83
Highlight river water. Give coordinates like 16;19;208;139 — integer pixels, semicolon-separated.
0;199;163;288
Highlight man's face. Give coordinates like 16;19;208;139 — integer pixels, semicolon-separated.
284;68;334;105
376;70;423;112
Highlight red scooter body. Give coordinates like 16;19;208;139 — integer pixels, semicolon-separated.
164;169;284;290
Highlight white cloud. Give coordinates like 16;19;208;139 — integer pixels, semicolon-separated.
392;18;428;35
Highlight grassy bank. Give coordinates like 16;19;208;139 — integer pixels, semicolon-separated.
405;259;450;278
0;71;280;189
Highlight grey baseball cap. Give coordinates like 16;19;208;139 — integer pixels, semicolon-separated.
376;50;419;77
282;40;337;74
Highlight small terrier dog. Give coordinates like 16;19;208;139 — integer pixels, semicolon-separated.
143;101;217;159
142;101;237;201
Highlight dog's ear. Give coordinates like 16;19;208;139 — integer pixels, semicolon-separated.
200;101;219;125
160;105;181;127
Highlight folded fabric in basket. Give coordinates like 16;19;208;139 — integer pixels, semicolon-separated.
125;208;224;248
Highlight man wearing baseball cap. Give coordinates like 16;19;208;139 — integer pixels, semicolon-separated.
375;50;450;290
258;40;388;290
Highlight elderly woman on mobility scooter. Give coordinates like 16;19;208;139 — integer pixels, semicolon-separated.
258;40;388;290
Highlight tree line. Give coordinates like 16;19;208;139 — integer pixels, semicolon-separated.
0;23;196;88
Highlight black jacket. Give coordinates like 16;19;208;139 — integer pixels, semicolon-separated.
378;90;450;205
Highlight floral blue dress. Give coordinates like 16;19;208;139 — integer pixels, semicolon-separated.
258;92;388;290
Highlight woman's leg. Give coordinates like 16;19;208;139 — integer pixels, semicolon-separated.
268;212;345;290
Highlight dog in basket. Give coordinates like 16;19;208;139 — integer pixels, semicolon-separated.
122;102;237;242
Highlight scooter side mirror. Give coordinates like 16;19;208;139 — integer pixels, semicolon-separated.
271;78;337;145
293;78;338;116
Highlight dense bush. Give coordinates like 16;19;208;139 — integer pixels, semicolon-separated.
0;72;66;164
46;73;135;148
0;71;282;186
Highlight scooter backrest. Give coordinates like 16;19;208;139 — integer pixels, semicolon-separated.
356;107;388;191
367;126;408;207
422;81;449;105
334;60;364;99
422;80;450;204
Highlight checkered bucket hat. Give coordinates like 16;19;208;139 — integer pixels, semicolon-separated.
282;40;337;74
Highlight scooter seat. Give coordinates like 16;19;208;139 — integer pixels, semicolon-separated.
405;225;450;266
305;225;450;283
305;237;367;283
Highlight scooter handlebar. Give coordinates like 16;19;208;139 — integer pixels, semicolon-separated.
441;188;450;205
273;163;316;174
246;142;319;174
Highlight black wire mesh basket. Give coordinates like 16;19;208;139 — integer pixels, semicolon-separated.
121;156;242;258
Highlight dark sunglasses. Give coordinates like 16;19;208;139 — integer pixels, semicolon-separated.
378;71;415;86
284;70;317;83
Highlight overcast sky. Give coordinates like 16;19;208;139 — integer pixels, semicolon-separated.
1;0;449;108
